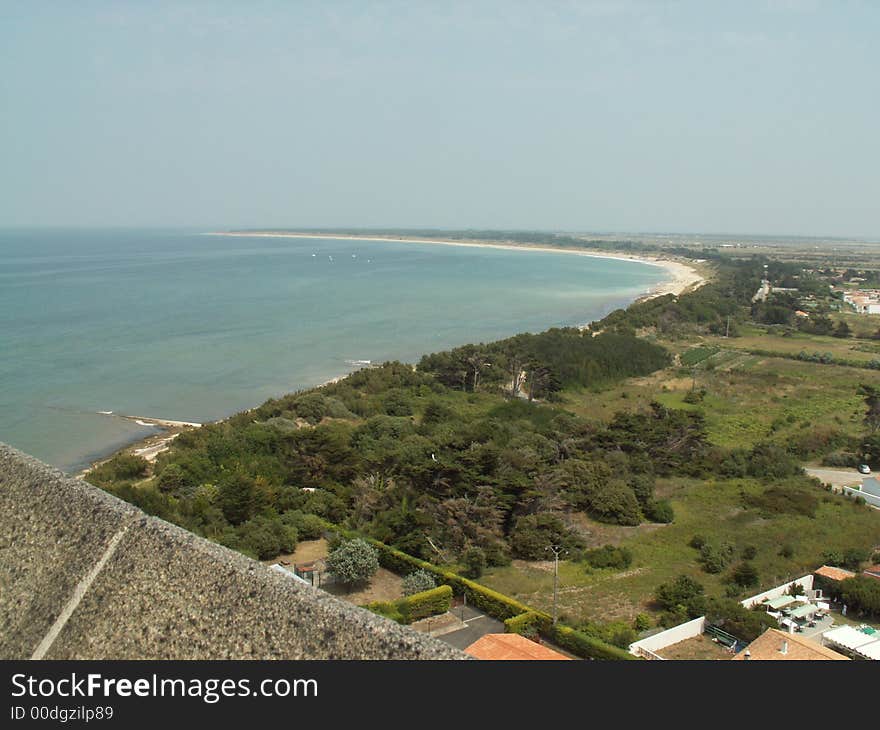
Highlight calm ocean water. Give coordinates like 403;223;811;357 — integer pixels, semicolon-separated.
0;229;665;472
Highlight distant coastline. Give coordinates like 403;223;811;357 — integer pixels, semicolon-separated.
77;231;707;477
206;230;706;302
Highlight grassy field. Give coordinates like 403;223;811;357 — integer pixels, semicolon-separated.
489;324;880;627
561;327;880;451
481;477;880;625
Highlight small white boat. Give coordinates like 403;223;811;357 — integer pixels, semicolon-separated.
97;410;113;415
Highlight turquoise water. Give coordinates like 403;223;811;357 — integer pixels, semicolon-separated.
0;229;666;472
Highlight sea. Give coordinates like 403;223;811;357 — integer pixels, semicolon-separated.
0;229;667;472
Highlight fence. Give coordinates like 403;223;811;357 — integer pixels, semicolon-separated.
740;575;814;609
628;616;706;657
842;486;880;509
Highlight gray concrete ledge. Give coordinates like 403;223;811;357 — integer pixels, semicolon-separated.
0;443;466;660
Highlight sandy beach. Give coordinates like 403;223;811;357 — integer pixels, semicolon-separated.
206;231;707;301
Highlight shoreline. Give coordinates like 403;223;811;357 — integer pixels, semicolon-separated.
78;234;707;477
206;230;706;301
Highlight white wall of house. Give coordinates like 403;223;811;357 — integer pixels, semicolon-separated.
740;575;814;609
628;617;706;657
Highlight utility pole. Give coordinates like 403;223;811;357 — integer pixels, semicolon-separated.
547;544;566;626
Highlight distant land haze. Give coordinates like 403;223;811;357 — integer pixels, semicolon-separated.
0;228;666;472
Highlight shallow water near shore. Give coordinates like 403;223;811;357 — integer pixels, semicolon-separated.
0;228;665;472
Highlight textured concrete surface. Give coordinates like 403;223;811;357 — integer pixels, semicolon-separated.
0;443;466;660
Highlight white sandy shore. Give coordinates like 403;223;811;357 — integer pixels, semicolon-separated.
206;231;706;302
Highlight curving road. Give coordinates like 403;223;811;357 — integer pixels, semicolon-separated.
805;467;865;488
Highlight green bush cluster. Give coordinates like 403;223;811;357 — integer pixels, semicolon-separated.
548;625;636;661
397;585;453;623
402;569;436;596
582;545;632;571
504;611;550;638
365;585;458;625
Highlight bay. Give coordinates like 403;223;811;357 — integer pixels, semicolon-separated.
0;229;666;471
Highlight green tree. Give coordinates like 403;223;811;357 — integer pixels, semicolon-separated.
156;463;189;494
218;472;258;525
730;561;759;588
509;513;582;560
461;546;487;578
654;575;705;614
327;538;379;588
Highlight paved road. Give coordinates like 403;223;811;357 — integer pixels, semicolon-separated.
435;605;504;650
805;467;864;488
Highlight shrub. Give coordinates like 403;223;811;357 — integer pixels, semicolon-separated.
741;545;758;560
705;599;776;643
280;510;327;540
236;516;297;560
364;600;403;623
645;499;674;523
509;513;583;560
504;612;545;639
585;481;642;526
397;585;452;623
583;545;633;571
689;534;707;549
548;624;636;661
730;561;759;588
683;388;706;404
402;569;436;596
462;547;487;579
654;575;706;617
293;393;328;424
327;538;379;587
838;576;880;617
633;613;652;632
699;541;735;574
779;544;795;559
843;547;870;569
744;485;817;518
156;463;190;494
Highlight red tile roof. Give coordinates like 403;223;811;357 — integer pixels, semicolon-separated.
814;565;856;582
733;629;849;661
464;633;572;661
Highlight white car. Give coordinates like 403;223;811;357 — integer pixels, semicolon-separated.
858;464;871;475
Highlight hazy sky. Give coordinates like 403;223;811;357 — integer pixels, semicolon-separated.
1;1;877;237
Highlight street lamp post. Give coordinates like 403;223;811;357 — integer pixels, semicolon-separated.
546;544;566;626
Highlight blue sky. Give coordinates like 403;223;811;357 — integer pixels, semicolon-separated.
1;1;877;236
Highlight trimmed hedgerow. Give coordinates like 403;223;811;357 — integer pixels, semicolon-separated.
504;612;550;638
363;601;404;623
337;526;636;660
548;625;636;661
397;585;453;623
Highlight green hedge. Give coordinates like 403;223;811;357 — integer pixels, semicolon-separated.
363;538;535;619
336;526;636;660
504;612;550;637
364;586;451;625
398;585;453;623
548;625;636;661
363;601;404;623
